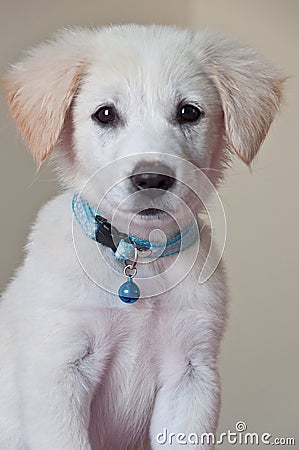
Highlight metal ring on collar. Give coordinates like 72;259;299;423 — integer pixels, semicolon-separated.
124;265;137;278
127;242;138;269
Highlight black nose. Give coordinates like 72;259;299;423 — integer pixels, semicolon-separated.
131;162;175;193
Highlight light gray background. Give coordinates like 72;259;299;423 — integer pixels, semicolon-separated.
0;0;298;445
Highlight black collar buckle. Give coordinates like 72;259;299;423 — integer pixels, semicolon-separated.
95;215;129;253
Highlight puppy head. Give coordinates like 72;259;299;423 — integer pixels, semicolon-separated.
3;26;284;229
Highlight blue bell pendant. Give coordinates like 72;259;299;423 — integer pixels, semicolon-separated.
118;276;140;304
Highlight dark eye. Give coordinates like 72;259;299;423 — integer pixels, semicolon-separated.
93;105;117;125
178;104;203;123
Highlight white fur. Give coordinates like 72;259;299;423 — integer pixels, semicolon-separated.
0;25;283;449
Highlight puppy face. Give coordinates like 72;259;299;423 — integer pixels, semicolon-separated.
3;25;284;233
71;28;224;227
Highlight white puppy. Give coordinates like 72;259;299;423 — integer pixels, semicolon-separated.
0;25;283;450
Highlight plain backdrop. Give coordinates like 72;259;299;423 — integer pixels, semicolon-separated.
0;0;298;446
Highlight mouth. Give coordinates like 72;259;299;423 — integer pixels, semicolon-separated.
138;208;167;218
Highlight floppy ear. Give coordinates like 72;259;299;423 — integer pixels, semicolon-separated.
2;30;86;163
201;32;285;165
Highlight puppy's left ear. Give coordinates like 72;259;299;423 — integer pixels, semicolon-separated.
2;30;86;164
201;32;286;165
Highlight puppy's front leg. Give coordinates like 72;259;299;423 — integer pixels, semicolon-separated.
150;364;220;450
18;322;106;450
150;325;221;450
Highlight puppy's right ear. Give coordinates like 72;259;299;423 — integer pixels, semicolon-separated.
2;30;86;164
